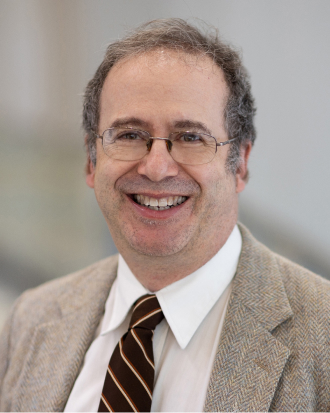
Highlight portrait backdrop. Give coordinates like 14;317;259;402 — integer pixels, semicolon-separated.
1;0;329;328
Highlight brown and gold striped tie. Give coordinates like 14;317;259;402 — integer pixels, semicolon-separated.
98;294;164;412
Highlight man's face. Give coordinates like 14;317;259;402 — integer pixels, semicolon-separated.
87;51;249;264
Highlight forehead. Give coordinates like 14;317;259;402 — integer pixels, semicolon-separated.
99;50;228;131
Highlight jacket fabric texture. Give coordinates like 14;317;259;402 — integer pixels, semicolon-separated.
1;224;330;412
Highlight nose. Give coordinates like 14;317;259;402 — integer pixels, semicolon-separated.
137;138;179;182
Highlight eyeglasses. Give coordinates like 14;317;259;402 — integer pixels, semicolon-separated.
93;127;237;165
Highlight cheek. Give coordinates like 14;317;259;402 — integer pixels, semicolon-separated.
200;165;236;212
95;157;130;189
193;161;228;195
185;166;221;217
93;165;117;210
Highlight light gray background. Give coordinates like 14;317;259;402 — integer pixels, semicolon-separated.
1;0;329;328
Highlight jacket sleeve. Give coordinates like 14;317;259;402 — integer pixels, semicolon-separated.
0;294;25;412
0;305;14;410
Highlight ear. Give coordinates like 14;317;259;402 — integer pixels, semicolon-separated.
84;134;95;188
236;142;252;193
86;155;95;188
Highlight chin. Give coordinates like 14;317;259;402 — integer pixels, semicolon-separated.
129;241;186;257
126;233;192;257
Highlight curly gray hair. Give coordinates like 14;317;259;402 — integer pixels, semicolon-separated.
83;18;256;174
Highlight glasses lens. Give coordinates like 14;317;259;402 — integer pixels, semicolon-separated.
170;132;216;165
102;128;149;161
101;129;218;165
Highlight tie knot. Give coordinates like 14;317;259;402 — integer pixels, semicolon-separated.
129;294;164;331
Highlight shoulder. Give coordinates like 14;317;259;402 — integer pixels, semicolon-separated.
274;249;330;299
7;254;119;331
262;237;330;313
0;255;119;411
238;222;330;295
272;251;330;339
238;222;330;336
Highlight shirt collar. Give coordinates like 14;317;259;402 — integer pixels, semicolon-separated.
100;255;149;334
101;225;242;349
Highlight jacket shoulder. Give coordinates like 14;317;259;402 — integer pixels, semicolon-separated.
6;254;119;332
239;222;330;309
275;251;330;299
272;251;330;342
0;255;118;412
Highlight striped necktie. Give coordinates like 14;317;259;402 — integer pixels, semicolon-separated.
98;294;164;412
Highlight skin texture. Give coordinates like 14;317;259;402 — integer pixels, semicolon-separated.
86;50;251;291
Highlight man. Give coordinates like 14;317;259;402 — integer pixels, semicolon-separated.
1;18;330;412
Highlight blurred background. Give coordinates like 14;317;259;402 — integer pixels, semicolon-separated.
1;0;330;329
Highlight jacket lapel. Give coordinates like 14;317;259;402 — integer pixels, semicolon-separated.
204;224;293;412
13;256;118;412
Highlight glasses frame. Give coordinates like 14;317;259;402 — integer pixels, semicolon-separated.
93;127;237;165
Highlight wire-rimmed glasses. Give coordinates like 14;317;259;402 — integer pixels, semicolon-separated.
93;127;237;166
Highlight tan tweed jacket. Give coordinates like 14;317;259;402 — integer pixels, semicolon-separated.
1;224;330;412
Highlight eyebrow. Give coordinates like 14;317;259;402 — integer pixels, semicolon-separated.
109;117;212;136
110;117;151;129
172;120;212;136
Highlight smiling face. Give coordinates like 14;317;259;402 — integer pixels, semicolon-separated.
86;50;250;289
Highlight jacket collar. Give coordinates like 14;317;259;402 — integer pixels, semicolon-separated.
204;223;293;412
232;223;293;331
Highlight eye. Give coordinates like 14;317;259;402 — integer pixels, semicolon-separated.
116;131;142;141
179;133;204;143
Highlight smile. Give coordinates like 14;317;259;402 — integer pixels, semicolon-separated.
133;194;188;210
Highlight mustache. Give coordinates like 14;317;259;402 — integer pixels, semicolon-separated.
116;175;200;195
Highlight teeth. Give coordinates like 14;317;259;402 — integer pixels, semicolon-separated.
158;198;168;207
149;198;159;207
134;194;187;209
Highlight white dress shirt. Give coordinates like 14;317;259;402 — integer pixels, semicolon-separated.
65;225;242;412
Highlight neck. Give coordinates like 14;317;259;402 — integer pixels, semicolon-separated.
119;222;236;292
